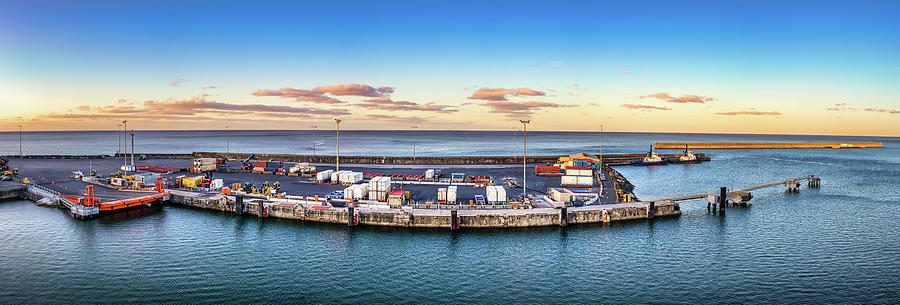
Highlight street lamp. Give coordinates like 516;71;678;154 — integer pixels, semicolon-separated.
225;124;230;154
411;126;418;160
334;119;341;171
122;120;128;173
130;129;135;167
117;124;122;155
311;125;318;156
519;120;530;202
17;117;23;157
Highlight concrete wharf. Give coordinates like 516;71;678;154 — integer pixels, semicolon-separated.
643;175;821;209
655;142;884;149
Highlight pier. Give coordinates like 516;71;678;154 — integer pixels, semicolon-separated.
643;175;822;209
655;142;885;149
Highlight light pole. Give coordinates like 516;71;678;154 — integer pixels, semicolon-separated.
130;129;135;167
122;120;128;173
411;126;418;160
519;120;530;202
599;125;603;177
311;125;317;155
116;124;122;155
334;119;341;171
17;117;23;156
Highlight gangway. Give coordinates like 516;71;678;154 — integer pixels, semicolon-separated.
643;175;821;203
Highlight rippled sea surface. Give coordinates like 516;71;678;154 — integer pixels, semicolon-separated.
1;131;899;304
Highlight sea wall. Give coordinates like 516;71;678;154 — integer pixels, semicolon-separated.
0;182;27;201
167;191;680;228
193;152;709;166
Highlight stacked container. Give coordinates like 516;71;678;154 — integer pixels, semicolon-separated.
485;186;508;204
565;168;592;176
425;169;435;179
339;172;363;184
437;188;447;202
447;186;458;203
330;170;346;183
316;169;333;182
366;176;392;201
192;158;217;173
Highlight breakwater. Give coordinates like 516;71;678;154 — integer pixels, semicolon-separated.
655;142;885;149
192;152;710;166
167;190;680;228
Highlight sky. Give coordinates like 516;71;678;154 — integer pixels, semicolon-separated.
0;0;898;135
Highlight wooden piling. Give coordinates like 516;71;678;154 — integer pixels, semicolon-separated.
450;210;459;230
235;195;244;215
719;187;727;210
648;201;655;219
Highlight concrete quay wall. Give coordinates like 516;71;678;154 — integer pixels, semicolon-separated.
193;152;709;166
167;192;680;228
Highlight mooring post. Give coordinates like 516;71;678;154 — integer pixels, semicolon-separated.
235;195;244;216
257;201;264;218
648;201;655;219
450;209;459;230
719;187;727;210
347;206;355;226
560;207;568;227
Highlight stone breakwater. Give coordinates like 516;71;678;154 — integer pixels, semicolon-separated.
168;191;680;228
193;152;710;166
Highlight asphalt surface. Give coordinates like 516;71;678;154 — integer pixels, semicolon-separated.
7;157;611;205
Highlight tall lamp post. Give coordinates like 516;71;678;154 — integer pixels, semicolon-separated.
334;119;341;171
122;120;128;173
17;117;23;157
311;125;318;155
117;124;122;155
519;120;530;202
130;129;135;167
411;126;418;160
225;124;230;154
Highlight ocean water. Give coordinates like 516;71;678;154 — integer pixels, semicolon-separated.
1;131;899;304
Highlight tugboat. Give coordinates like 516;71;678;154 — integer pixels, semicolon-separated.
667;145;700;164
631;145;667;166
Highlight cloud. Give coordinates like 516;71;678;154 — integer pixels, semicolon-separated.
620;104;672;111
201;86;218;90
170;78;187;87
253;83;392;104
252;87;344;104
468;87;546;101
639;92;715;104
826;102;856;111
618;67;631;73
715;111;781;116
76;105;91;111
481;100;574;118
356;97;457;113
360;114;430;124
863;108;900;114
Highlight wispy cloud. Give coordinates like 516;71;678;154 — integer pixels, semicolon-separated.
481;100;574;118
253;83;392;104
863;108;900;114
639;92;715;104
620;104;672;111
361;114;431;124
356;97;457;113
170;78;187;87
201;86;218;90
715;111;781;116
468;87;546;101
618;67;631;73
826;103;898;114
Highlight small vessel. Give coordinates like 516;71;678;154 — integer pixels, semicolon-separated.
668;145;699;164
632;145;667;166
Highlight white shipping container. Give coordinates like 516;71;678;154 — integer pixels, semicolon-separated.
425;169;434;179
316;170;333;181
577;176;593;186
496;186;507;203
448;186;457;203
210;179;224;190
566;169;591;176
379;176;391;191
486;186;497;202
438;188;447;201
561;175;579;186
343;186;354;199
331;171;345;183
353;184;369;199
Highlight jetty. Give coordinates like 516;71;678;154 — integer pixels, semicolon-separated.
643;175;821;209
655;142;884;149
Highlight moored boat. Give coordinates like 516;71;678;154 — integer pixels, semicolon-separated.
631;145;667;166
667;146;700;164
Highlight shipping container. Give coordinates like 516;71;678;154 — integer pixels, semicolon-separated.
486;186;497;202
343;186;354;199
447;186;458;203
425;169;434;179
352;184;369;199
565;168;592;176
577;176;593;186
550;188;574;202
316;170;333;181
255;161;267;167
330;170;345;182
496;186;507;203
437;187;447;202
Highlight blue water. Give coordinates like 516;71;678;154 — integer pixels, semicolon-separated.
1;131;899;304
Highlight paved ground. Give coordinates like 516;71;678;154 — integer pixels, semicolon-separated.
7;157;611;205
